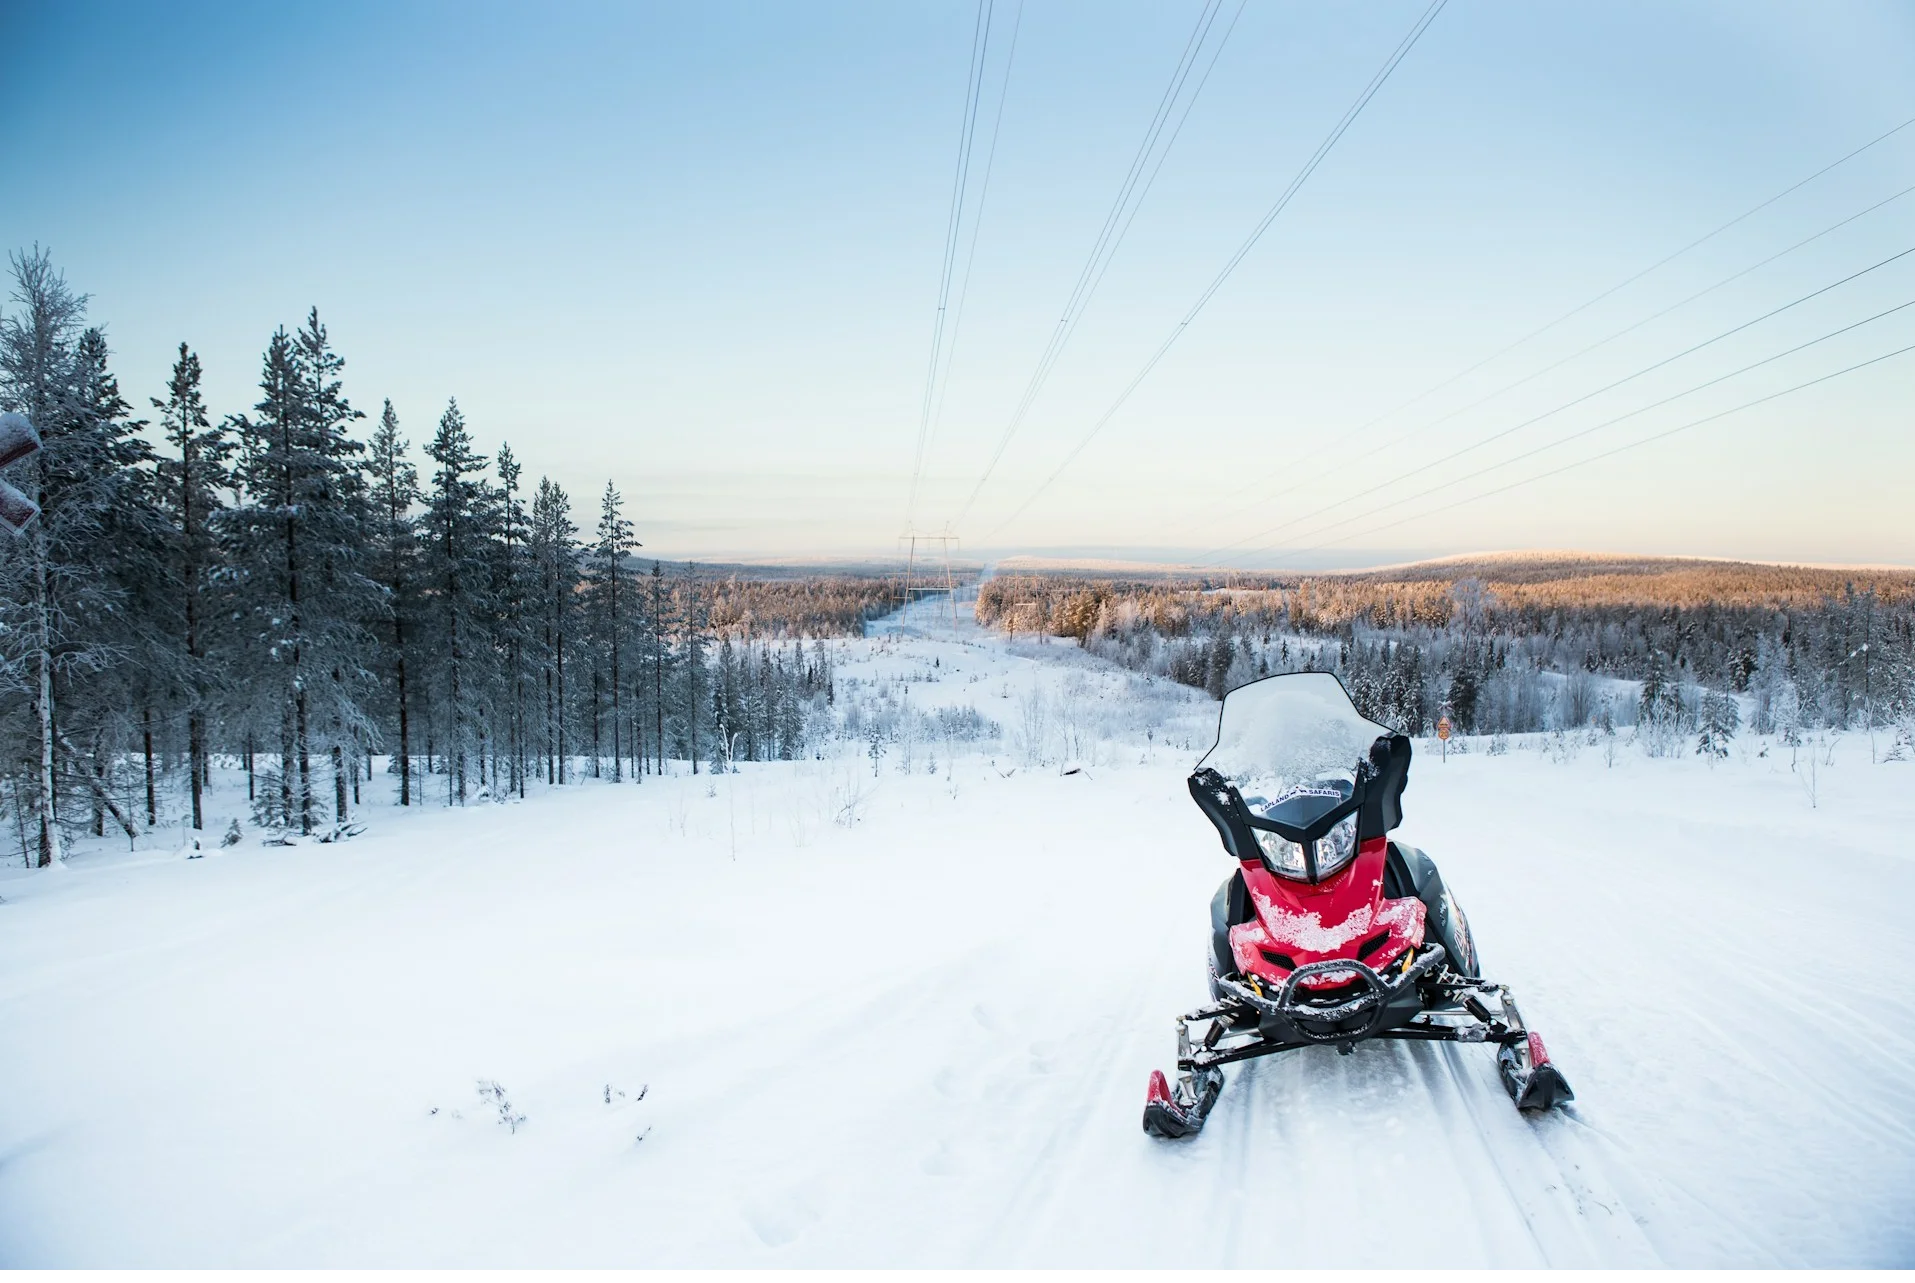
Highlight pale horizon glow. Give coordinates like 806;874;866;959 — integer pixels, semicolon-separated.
5;1;1913;569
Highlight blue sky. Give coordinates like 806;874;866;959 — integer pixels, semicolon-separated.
5;1;1913;566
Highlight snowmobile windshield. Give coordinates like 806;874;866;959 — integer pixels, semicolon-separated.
1197;672;1397;830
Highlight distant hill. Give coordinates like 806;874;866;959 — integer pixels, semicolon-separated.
989;550;1915;609
1338;551;1915;609
625;556;980;583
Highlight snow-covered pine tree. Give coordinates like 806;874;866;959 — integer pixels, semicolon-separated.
223;328;303;828
765;646;794;760
737;638;765;762
714;635;740;769
66;328;169;843
220;314;378;834
646;559;672;776
1;253;172;862
1445;663;1479;734
529;477;578;784
1748;633;1784;736
680;566;709;773
291;311;379;827
591;481;636;782
153;342;229;831
1;250;94;864
1636;652;1663;724
494;444;533;797
422;398;496;805
1696;690;1739;759
367;399;421;804
627;569;652;778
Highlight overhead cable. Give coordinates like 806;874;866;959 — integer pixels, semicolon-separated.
924;0;1027;471
1308;110;1915;450
907;0;996;530
1185;177;1915;539
1203;243;1915;559
1273;338;1915;562
952;0;1244;529
1216;294;1915;564
983;0;1448;541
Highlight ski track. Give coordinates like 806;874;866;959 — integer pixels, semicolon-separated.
1214;1053;1261;1264
1;595;1911;1266
964;931;1171;1265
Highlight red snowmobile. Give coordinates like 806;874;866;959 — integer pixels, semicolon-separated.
1143;672;1573;1139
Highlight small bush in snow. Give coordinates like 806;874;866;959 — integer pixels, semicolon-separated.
831;774;869;827
476;1079;526;1133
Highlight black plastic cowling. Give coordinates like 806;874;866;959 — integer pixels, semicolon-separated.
1357;733;1412;841
1189;767;1259;863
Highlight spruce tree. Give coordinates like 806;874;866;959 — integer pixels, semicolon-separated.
1696;691;1739;759
367;399;421;804
292;311;378;826
152;342;228;830
1639;652;1673;728
495;444;533;797
71;328;167;840
221;314;377;833
36;329;164;844
649;559;668;774
530;477;578;784
715;635;739;768
592;481;636;782
218;330;303;828
682;565;708;773
423;398;494;805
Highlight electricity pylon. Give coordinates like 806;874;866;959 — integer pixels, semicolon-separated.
898;530;963;627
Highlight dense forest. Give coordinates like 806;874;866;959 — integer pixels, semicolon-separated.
978;558;1915;749
0;250;901;866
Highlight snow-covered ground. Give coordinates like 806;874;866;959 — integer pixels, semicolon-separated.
2;599;1912;1267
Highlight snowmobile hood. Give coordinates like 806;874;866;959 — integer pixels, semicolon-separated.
1232;836;1426;977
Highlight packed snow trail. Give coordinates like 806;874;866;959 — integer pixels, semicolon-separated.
1;597;1911;1265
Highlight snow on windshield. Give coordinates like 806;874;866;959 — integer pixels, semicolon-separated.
1197;673;1394;819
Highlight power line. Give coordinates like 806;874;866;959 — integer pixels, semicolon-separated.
1203;242;1915;560
1217;294;1915;564
982;0;1448;542
1064;0;1249;360
906;0;996;531
924;0;1027;471
1181;177;1915;542
951;0;1243;529
1299;109;1915;452
1273;338;1915;562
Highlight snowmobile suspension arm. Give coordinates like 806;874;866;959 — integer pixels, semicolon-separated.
1176;955;1531;1070
1178;1012;1525;1070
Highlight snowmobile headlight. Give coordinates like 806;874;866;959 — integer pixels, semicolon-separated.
1255;830;1308;878
1311;814;1359;879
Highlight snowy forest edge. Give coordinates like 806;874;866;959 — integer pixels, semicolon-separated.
4;247;1912;868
